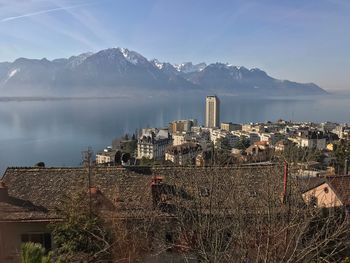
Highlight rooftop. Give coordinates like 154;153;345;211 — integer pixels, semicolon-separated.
0;165;285;222
300;175;350;206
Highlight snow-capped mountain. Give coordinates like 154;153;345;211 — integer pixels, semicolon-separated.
150;59;182;76
118;48;149;66
184;63;324;95
174;62;207;73
0;47;327;96
65;52;93;69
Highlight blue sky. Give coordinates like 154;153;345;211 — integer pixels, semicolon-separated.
0;0;349;91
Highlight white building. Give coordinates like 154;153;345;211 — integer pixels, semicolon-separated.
242;123;264;133
205;95;220;128
210;129;239;148
300;137;326;150
172;133;191;146
96;147;116;164
333;124;350;139
291;131;327;150
210;129;226;146
137;129;172;160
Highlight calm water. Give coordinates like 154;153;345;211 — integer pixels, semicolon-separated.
0;94;349;174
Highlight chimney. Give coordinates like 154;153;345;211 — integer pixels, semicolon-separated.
151;176;163;209
344;159;349;176
87;186;100;196
0;181;9;202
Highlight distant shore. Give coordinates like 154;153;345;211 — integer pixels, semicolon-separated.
0;96;130;102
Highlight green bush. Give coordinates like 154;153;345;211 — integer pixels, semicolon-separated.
20;242;55;263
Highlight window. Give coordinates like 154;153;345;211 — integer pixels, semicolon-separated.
165;232;173;243
21;233;52;251
309;196;318;208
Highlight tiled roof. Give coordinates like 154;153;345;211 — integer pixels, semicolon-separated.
327;176;350;206
1;167;155;221
0;196;51;222
297;176;326;193
1;165;284;221
165;143;199;154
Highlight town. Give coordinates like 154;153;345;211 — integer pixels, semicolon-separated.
96;95;350;177
1;96;350;262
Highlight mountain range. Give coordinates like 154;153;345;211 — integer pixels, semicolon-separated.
0;47;327;96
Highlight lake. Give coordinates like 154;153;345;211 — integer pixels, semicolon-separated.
0;94;349;174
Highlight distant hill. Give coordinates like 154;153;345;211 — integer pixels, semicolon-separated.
0;47;327;96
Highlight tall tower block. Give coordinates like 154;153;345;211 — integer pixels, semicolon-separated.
205;95;220;128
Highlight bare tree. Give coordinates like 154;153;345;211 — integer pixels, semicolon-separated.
50;164;350;262
148;165;350;262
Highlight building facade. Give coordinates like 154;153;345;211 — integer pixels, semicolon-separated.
165;143;200;165
292;131;327;150
220;122;242;132
96;147;117;164
137;129;172;160
210;129;239;149
169;119;197;134
172;133;191;146
205;96;220;128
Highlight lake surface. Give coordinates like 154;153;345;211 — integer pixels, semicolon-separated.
0;94;349;174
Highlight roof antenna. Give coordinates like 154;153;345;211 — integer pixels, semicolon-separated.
82;147;93;218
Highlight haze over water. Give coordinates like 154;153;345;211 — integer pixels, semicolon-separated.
0;94;349;174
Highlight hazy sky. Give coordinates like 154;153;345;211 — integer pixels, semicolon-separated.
0;0;349;91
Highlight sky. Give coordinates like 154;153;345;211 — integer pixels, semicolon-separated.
0;0;349;91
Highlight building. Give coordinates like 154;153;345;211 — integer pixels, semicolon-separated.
165;143;200;165
275;140;294;152
302;176;350;208
220;122;242;132
333;124;350;140
300;137;326;150
205;95;220;128
245;143;270;162
248;132;261;144
189;131;212;151
259;133;278;145
96;147;117;164
299;131;326;150
137;129;172;160
195;151;211;166
0;165;279;262
210;129;239;149
242;123;264;133
169;119;197;134
289;131;327;150
320;122;338;132
172;133;191;146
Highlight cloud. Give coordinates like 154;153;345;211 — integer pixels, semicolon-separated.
1;2;94;22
